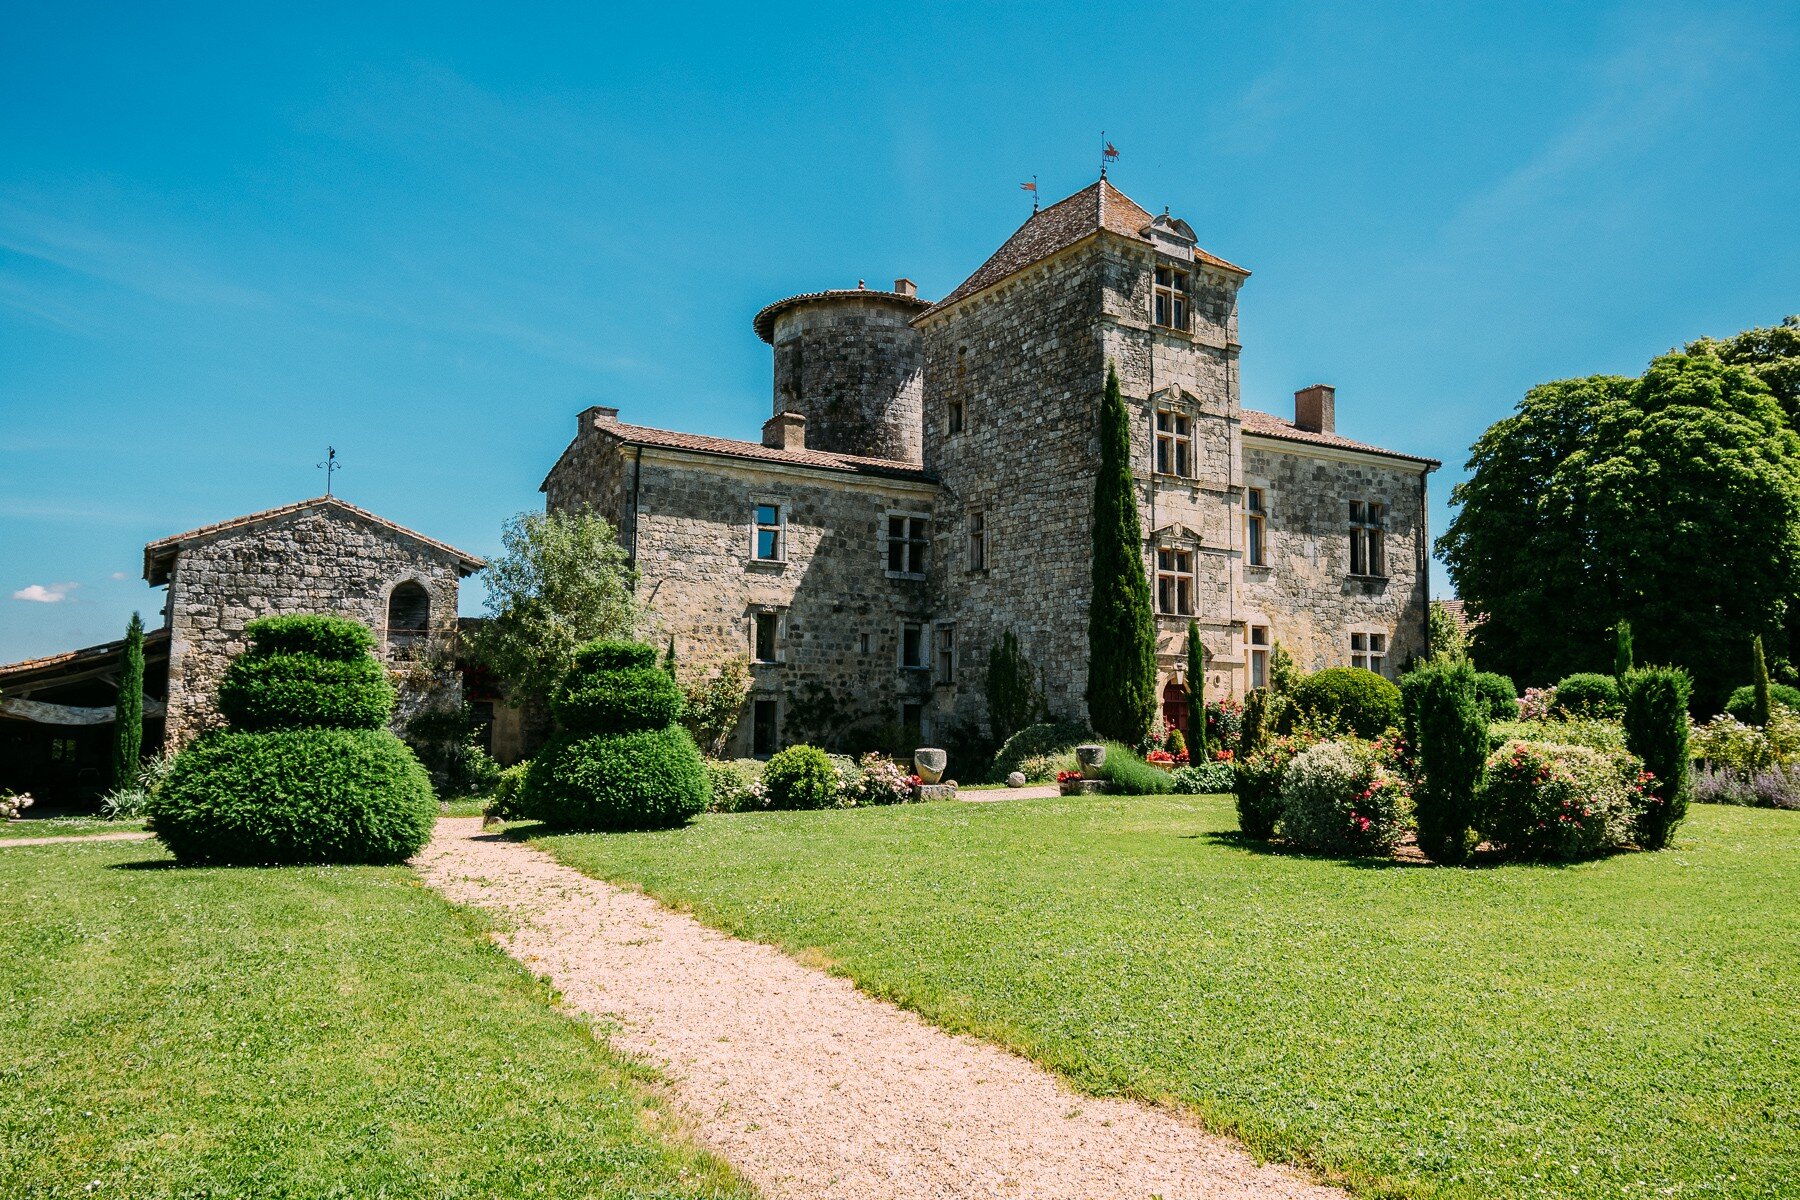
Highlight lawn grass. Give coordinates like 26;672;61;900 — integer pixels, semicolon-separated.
0;816;146;839
0;837;753;1199
531;796;1800;1200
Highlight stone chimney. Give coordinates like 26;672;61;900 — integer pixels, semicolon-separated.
893;277;917;298
762;411;807;451
1294;385;1335;434
579;405;619;436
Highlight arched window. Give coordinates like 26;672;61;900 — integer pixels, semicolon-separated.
386;581;431;655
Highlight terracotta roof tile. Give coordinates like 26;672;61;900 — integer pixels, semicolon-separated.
1240;408;1440;467
920;180;1247;318
598;422;935;483
0;627;169;684
142;496;484;583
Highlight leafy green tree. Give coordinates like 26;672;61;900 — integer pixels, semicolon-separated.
1440;351;1800;710
1688;316;1800;425
1428;601;1469;662
1086;362;1157;745
1613;620;1634;677
678;656;749;757
467;510;640;714
111;612;144;787
984;630;1045;745
1184;620;1207;759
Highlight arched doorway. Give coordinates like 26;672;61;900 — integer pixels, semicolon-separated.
1160;678;1188;739
386;581;431;656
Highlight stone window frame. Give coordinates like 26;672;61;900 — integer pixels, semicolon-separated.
948;346;969;435
749;604;786;665
1154;408;1194;478
1349;499;1388;580
1246;622;1271;690
933;621;957;687
967;508;987;573
1154;540;1198;617
1350;627;1391;677
884;510;931;579
1152;261;1191;332
1244;486;1270;568
381;576;435;660
898;619;929;671
750;497;787;566
749;692;781;759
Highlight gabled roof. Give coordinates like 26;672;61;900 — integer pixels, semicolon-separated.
0;627;169;689
143;496;485;585
543;420;935;488
920;179;1249;318
1240;408;1441;468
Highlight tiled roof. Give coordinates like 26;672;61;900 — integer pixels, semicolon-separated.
143;496;485;584
1240;408;1441;467
0;627;169;685
753;287;931;343
1435;598;1472;631
920;179;1249;318
594;421;936;483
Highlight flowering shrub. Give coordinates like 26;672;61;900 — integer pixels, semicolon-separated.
1552;673;1623;720
1232;733;1319;839
843;753;918;806
761;745;841;810
1055;769;1084;785
1204;697;1244;748
1017;752;1074;782
1212;748;1235;763
1491;719;1626;753
1691;709;1800;774
1277;739;1413;856
1517;687;1558;721
1171;761;1235;794
703;759;768;813
1479;740;1646;861
1145;749;1176;767
1693;763;1800;809
0;790;34;820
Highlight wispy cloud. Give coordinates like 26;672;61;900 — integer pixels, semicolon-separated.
12;582;79;603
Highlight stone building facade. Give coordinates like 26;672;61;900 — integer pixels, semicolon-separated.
144;497;484;747
542;179;1437;757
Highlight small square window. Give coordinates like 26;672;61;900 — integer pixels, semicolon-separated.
1246;488;1267;567
753;503;784;561
1351;631;1389;676
1154;264;1191;331
935;623;956;685
968;510;987;572
1248;624;1270;690
753;612;780;663
886;513;929;576
900;622;927;669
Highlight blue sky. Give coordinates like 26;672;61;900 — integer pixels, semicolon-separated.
3;1;1797;663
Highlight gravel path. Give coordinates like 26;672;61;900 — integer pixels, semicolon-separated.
0;831;154;848
415;817;1344;1200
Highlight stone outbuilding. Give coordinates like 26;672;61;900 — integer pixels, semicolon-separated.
543;178;1440;759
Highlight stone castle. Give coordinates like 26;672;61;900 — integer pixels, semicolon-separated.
544;179;1438;756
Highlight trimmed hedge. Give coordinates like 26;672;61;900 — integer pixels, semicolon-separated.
549;665;683;733
521;726;709;829
242;613;377;660
1414;660;1487;865
762;745;841;810
148;727;434;865
1622;665;1694;850
991;721;1090;783
218;652;394;731
570;639;660;674
1552;673;1623;720
1171;761;1235;794
1289;667;1402;738
1479;740;1643;861
1724;682;1800;724
1472;672;1519;720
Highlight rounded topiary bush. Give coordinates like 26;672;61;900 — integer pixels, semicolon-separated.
1724;683;1800;724
1472;672;1519;720
762;745;841;810
218;653;393;730
517;638;708;830
149;727;434;865
1552;673;1623;720
238;614;379;660
1479;739;1644;861
991;721;1091;783
1289;667;1403;738
521;726;709;829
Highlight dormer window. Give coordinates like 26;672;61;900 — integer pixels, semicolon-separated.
1153;265;1189;330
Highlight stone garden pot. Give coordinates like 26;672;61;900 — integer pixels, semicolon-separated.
913;748;947;784
1075;743;1107;780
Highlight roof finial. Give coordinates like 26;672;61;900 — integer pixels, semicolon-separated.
1021;175;1039;213
1100;133;1119;179
316;446;340;497
857;278;866;289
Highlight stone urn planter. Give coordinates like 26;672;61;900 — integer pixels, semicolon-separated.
912;748;947;785
1075;744;1107;780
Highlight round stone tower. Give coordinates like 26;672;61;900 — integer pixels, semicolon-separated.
753;280;930;463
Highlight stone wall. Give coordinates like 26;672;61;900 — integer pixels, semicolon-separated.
162;505;467;747
770;296;924;463
1239;440;1431;677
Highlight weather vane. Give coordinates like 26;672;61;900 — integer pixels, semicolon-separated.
317;446;340;496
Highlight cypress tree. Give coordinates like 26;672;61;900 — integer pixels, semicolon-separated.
1086;362;1158;745
662;635;678;678
1752;634;1772;726
1185;620;1207;759
1621;665;1693;850
1415;659;1487;865
1613;620;1634;676
112;612;145;788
